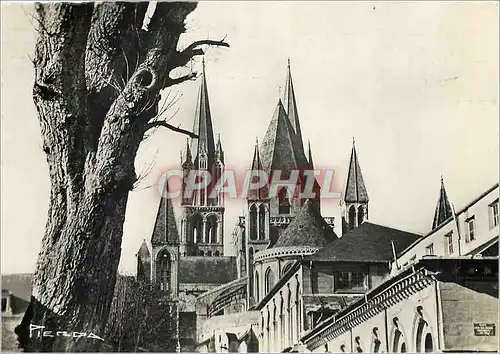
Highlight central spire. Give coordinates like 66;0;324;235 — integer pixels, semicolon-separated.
283;59;305;155
191;58;216;168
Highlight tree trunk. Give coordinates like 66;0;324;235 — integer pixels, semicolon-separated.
14;2;221;352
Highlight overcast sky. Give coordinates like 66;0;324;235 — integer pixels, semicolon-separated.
1;2;498;274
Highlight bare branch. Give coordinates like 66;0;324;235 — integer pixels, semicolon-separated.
182;39;230;53
172;38;229;70
165;72;198;86
144;121;198;139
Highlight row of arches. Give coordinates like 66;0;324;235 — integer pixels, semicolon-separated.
197;250;221;257
335;309;434;353
347;205;367;230
184;213;221;244
260;275;302;353
249;204;267;240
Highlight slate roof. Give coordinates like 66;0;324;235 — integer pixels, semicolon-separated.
1;274;32;314
247;139;269;200
151;190;179;245
432;176;453;230
191;60;216;169
273;200;338;248
178;257;238;284
309;222;422;263
259;100;309;174
282;60;304;155
344;140;369;203
137;239;150;258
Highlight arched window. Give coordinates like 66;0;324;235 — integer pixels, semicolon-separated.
358;206;365;226
156;249;171;292
249;205;257;240
259;204;266;240
249;248;254;298
199;250;204;256
255;271;260;302
265;267;274;294
278;188;291;214
207;250;212;256
349;205;356;230
214;250;220;256
424;333;433;352
191;213;203;243
206;215;218;243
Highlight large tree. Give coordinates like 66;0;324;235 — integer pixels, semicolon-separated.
15;2;228;352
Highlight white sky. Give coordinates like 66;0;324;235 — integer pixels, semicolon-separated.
1;2;498;274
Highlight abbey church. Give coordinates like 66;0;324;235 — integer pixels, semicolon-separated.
135;60;499;353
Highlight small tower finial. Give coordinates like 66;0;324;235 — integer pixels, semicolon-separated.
279;85;281;98
202;57;205;70
287;57;290;68
255;136;259;145
352;136;355;146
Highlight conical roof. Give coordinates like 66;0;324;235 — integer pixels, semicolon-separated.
248;138;268;200
273;200;337;248
344;140;369;203
151;188;179;244
137;239;150;258
260;100;309;174
432;176;453;229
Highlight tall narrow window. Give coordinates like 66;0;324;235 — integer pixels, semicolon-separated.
249;205;257;240
156;249;171;292
490;200;499;229
265;267;274;294
358;206;365;226
249;248;254;298
425;243;434;256
444;232;453;255
206;215;218;243
259;204;266;240
349;205;356;230
255;271;260;302
278;188;291;214
192;213;203;244
466;217;476;242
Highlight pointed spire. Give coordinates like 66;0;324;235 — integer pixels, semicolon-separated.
191;58;215;168
248;137;267;200
138;239;150;258
251;137;263;171
152;182;179;244
183;138;192;165
216;133;224;163
344;139;369;203
432;176;453;229
283;59;305;155
307;139;314;169
259;99;308;173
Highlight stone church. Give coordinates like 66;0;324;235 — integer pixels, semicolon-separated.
136;60;370;351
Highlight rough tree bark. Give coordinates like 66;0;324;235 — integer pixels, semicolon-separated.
15;2;228;352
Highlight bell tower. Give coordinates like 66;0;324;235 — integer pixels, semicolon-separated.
341;138;369;234
179;59;225;257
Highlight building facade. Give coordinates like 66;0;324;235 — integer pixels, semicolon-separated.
135;59;498;353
